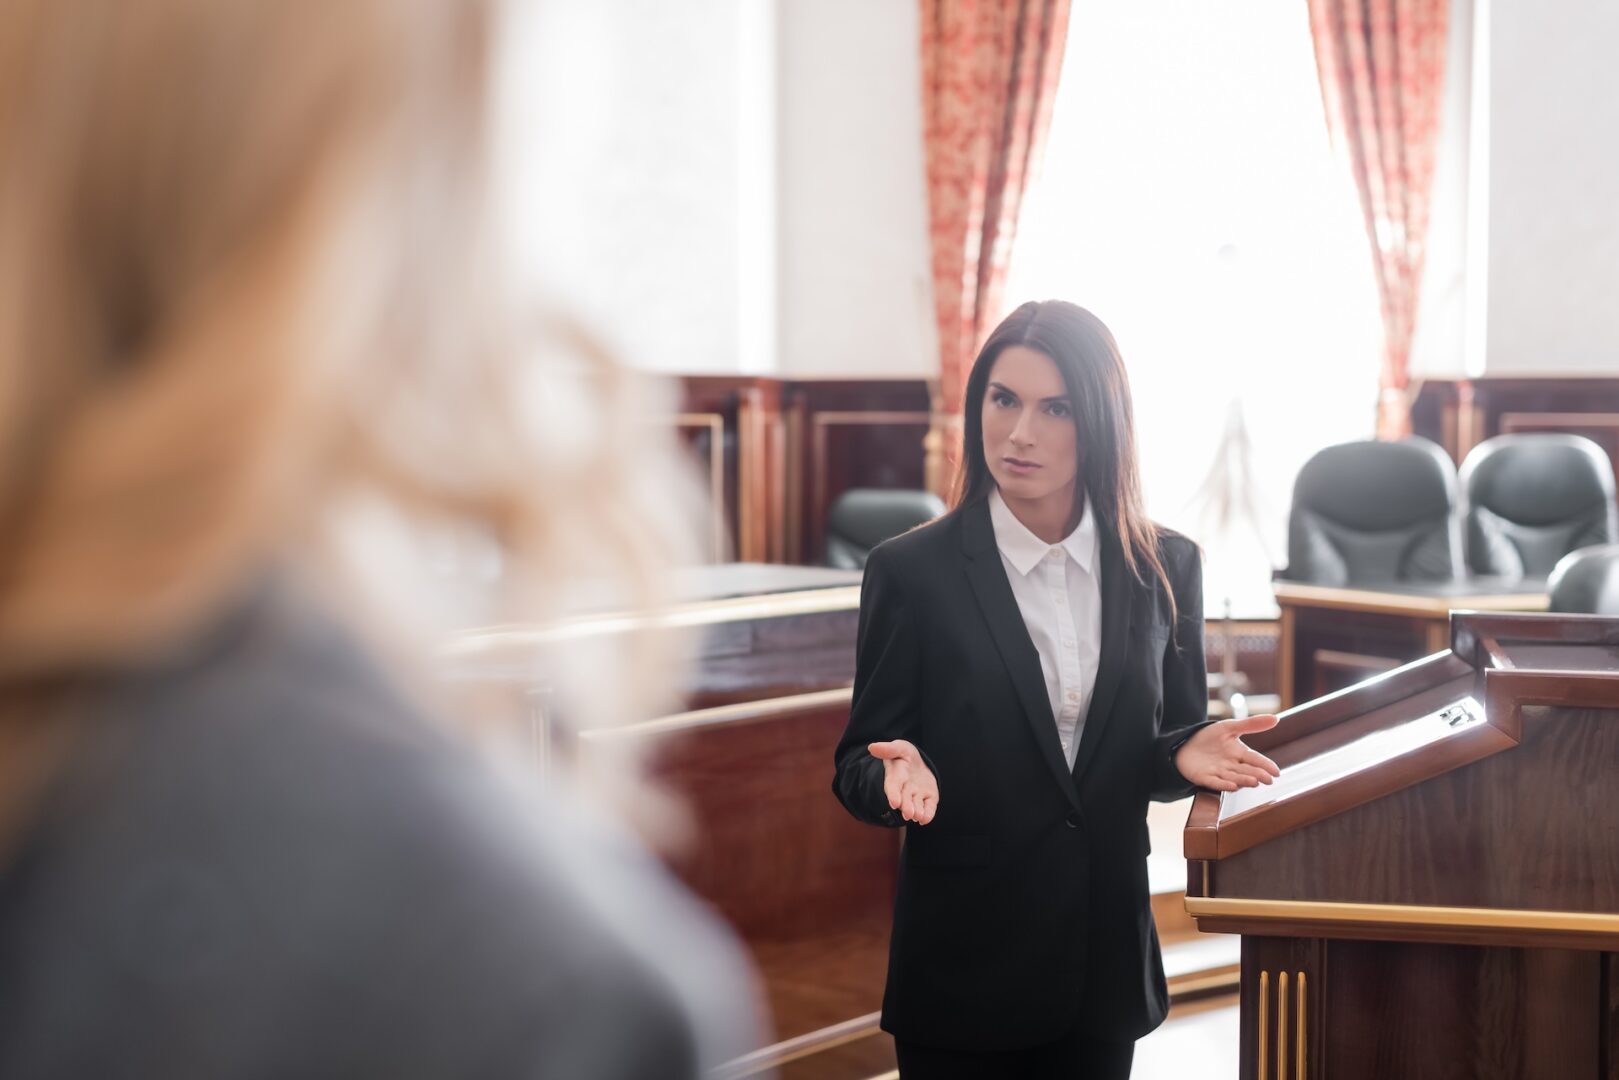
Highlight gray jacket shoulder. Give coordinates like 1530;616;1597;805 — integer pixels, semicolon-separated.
0;586;754;1079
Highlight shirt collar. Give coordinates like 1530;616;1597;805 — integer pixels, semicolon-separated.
988;488;1098;577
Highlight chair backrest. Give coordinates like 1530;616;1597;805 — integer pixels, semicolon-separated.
1285;437;1462;586
1459;433;1618;580
1548;543;1619;615
824;488;945;570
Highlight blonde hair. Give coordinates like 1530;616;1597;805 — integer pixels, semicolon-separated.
0;0;699;738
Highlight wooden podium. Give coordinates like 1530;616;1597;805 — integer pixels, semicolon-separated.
1183;611;1619;1079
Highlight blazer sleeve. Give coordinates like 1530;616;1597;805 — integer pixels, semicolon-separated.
831;543;927;828
1151;537;1217;801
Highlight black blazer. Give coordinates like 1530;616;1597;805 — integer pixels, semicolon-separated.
832;497;1213;1052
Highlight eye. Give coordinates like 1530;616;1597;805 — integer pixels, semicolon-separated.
991;390;1017;409
1044;401;1072;419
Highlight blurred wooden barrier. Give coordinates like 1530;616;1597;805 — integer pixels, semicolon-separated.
582;689;899;1079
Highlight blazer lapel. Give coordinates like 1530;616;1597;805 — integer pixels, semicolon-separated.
960;499;1083;813
1072;527;1137;782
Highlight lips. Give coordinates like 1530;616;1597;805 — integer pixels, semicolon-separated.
1002;456;1041;474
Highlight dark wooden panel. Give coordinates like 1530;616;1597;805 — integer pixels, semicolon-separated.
678;377;788;564
802;399;931;565
672;376;933;567
1286;606;1436;708
584;697;899;1060
681;609;859;708
644;703;897;941
1240;937;1325;1080
1413;376;1619;486
1323;942;1599;1080
1605;953;1619;1080
1217;705;1619;912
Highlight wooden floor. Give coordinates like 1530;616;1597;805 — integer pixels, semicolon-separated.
835;996;1240;1080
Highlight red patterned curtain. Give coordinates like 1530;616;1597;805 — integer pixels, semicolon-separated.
919;0;1071;496
1308;0;1449;440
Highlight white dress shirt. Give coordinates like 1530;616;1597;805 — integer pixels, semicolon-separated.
988;488;1103;769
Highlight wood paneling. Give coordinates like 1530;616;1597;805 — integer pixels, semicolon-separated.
675;377;930;567
1240;938;1324;1080
1323;942;1599;1080
1413;377;1619;483
581;693;899;1066
681;607;860;708
679;377;789;563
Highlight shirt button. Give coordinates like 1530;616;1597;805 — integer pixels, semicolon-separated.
1047;550;1063;563
1067;691;1080;703
1062;638;1074;648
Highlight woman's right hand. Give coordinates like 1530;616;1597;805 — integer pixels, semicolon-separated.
868;740;938;825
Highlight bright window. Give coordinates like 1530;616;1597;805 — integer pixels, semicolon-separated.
1004;1;1382;616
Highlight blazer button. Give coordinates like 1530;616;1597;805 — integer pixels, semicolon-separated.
1065;814;1080;829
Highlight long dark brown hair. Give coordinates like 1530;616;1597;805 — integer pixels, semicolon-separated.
950;300;1178;621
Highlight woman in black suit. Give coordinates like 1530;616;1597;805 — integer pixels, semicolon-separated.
833;300;1281;1079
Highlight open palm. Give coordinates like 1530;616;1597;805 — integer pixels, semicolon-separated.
868;739;938;824
1174;715;1282;792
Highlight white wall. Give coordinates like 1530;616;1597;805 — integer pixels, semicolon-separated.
497;0;938;382
775;0;937;380
1474;0;1619;374
496;0;751;376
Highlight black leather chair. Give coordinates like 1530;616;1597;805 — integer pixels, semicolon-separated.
824;488;945;570
1284;437;1463;586
1548;544;1619;615
1459;433;1618;581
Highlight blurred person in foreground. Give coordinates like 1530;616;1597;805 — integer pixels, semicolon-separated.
0;0;760;1076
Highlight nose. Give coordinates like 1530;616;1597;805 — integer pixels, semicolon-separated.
1008;408;1036;448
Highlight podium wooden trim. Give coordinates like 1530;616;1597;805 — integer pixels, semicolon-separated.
1186;897;1619;951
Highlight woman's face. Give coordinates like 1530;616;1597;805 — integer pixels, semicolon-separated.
980;345;1079;506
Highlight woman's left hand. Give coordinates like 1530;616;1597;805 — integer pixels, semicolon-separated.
1174;715;1282;791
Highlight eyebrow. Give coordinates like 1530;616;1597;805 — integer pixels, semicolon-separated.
988;381;1070;403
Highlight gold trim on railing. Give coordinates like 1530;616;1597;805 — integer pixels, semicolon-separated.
1258;970;1269;1080
1297;971;1307;1080
1186;896;1619;937
1277;971;1289;1080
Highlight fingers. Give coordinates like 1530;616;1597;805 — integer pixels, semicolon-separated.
1225;763;1275;786
1226;713;1280;735
884;769;904;810
915;792;937;825
868;740;920;765
868;741;902;760
1240;747;1281;777
893;779;940;824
